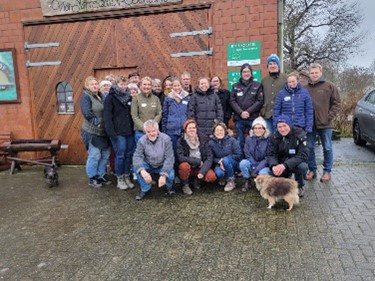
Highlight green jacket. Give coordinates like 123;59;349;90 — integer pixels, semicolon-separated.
260;73;287;119
131;92;162;131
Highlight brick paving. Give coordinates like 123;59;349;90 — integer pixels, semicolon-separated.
0;139;375;281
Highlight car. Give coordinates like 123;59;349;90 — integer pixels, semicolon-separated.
352;89;375;146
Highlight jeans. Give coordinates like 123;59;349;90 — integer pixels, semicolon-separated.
86;141;111;178
134;130;145;144
111;135;135;177
136;162;175;192
239;159;270;179
307;128;333;173
264;117;274;134
235;119;254;148
214;156;238;180
167;134;179;152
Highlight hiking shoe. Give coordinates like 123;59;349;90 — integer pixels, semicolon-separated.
242;179;250;192
124;175;135;189
97;175;112;186
182;184;193;195
298;186;305;197
218;179;226;186
135;190;150;200
117;175;129;190
224;180;235;192
320;172;331;183
89;177;102;188
165;188;176;196
193;179;201;190
305;171;316;181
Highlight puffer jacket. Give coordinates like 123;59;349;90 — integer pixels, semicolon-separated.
162;94;189;136
208;134;242;164
243;135;270;174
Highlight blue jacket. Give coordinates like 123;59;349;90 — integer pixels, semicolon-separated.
208;135;242;164
243;135;269;174
162;95;189;136
273;82;314;133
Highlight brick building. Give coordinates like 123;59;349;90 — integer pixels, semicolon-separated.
0;0;282;164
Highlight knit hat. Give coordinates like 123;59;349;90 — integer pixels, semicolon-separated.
266;54;280;67
276;114;292;127
183;119;197;131
240;63;252;75
99;80;112;87
252;116;267;129
128;72;140;79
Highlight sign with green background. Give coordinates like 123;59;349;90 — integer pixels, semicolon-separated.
227;41;261;66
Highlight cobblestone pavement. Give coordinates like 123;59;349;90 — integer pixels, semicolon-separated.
0;139;374;281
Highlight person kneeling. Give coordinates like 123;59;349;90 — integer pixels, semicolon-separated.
132;120;175;200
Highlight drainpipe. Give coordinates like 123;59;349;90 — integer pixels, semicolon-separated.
278;0;284;72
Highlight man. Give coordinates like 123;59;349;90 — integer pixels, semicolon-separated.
304;63;341;183
181;71;193;95
267;115;309;197
132;120;175;200
128;72;140;85
230;63;263;148
261;54;287;132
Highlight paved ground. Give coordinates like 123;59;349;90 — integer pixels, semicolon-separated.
0;138;374;281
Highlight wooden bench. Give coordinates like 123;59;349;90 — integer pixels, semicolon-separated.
0;132;12;171
0;139;61;174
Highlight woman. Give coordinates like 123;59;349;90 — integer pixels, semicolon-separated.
188;77;223;136
239;116;271;191
80;76;111;188
208;122;242;192
99;80;112;100
162;77;190;150
176;119;217;195
104;75;135;190
162;76;173;95
211;75;232;126
131;76;162;143
273;71;314;133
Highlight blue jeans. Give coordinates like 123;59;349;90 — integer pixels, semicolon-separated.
134;130;145;144
239;159;270;179
167;134;179;152
86;141;111;178
235;119;254;148
111;135;135;177
214;156;238;180
307;128;333;173
136;162;175;192
264;117;274;134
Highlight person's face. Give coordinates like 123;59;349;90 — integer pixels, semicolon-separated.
211;76;221;90
267;61;279;73
253;125;266;137
277;122;291;136
129;88;138;97
198;78;210;93
100;83;111;93
185;123;197;138
129;76;140;84
287;76;298;88
214;125;226;139
152;83;162;93
241;67;252;80
117;81;127;90
309;67;322;83
172;80;182;93
88;79;99;93
140;80;152;95
181;75;191;88
164;80;173;91
145;126;159;142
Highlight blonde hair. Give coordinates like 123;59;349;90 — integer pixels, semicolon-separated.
84;76;98;89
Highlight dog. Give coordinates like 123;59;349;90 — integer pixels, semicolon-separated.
44;165;59;188
254;175;299;211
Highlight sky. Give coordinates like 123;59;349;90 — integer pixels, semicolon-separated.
347;0;375;68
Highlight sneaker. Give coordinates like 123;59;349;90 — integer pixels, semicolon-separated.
124;175;135;189
97;175;112;186
224;180;235;192
135;190;148;200
320;172;331;183
298;186;305;197
305;171;316;181
193;179;201;190
242;179;250;192
218;179;226;186
165;188;176;196
89;177;102;188
117;175;129;190
182;184;193;195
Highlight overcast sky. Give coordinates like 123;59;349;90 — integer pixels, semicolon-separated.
347;0;375;68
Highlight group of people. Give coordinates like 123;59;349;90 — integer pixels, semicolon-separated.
80;54;341;200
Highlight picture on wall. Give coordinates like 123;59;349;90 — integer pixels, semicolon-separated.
0;49;20;103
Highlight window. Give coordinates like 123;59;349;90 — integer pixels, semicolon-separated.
56;81;74;114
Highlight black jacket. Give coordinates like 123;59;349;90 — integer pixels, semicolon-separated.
216;88;233;125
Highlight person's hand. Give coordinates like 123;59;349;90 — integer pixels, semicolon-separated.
272;164;285;176
218;159;225;171
197;173;204;179
140;170;152;184
240;111;249;119
158;175;166;187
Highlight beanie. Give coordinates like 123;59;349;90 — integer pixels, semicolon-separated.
276;114;292;128
266;54;280;67
252;116;267;129
240;63;252;75
99;80;112;87
183;119;197;131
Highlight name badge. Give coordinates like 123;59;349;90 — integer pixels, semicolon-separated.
289;149;296;154
127;101;131;106
141;103;147;107
182;100;188;105
237;91;244;97
284;96;291;101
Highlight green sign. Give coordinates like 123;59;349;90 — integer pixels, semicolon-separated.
227;69;262;91
227;41;261;66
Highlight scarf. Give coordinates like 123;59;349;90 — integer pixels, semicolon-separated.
184;133;201;160
113;85;130;106
168;89;189;103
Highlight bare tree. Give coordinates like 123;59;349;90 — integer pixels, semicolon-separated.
284;0;367;70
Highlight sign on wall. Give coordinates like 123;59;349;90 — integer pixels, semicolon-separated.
227;41;261;66
227;69;262;91
40;0;182;16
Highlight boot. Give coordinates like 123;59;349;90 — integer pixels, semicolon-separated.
117;175;129;190
242;179;250;192
224;179;236;192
